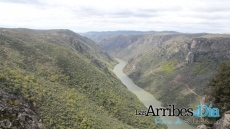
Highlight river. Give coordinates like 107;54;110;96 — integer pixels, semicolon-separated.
113;58;196;129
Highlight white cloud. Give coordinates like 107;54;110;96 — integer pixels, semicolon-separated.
0;0;230;33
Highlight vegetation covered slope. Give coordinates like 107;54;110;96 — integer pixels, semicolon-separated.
0;28;166;129
207;62;230;117
201;62;230;128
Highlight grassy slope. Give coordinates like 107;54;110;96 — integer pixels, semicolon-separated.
0;28;166;129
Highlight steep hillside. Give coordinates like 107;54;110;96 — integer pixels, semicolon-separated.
0;28;166;129
205;62;230;128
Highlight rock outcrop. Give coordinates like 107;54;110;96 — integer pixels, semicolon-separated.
186;51;194;63
213;111;230;129
191;39;199;49
196;124;208;129
0;90;45;129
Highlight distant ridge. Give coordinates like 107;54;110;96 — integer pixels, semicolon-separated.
81;30;179;40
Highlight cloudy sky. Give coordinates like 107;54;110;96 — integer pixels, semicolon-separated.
0;0;230;33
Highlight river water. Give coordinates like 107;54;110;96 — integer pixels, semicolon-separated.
113;58;196;129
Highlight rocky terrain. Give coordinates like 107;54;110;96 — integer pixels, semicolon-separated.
213;111;230;129
196;111;230;129
0;90;45;129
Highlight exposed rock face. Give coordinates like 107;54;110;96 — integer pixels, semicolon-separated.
186;52;194;63
0;90;45;129
191;39;198;49
213;111;230;129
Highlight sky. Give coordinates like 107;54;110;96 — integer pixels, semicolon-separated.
0;0;230;33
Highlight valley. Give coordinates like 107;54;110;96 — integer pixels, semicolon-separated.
0;28;229;129
84;31;230;128
1;0;230;129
